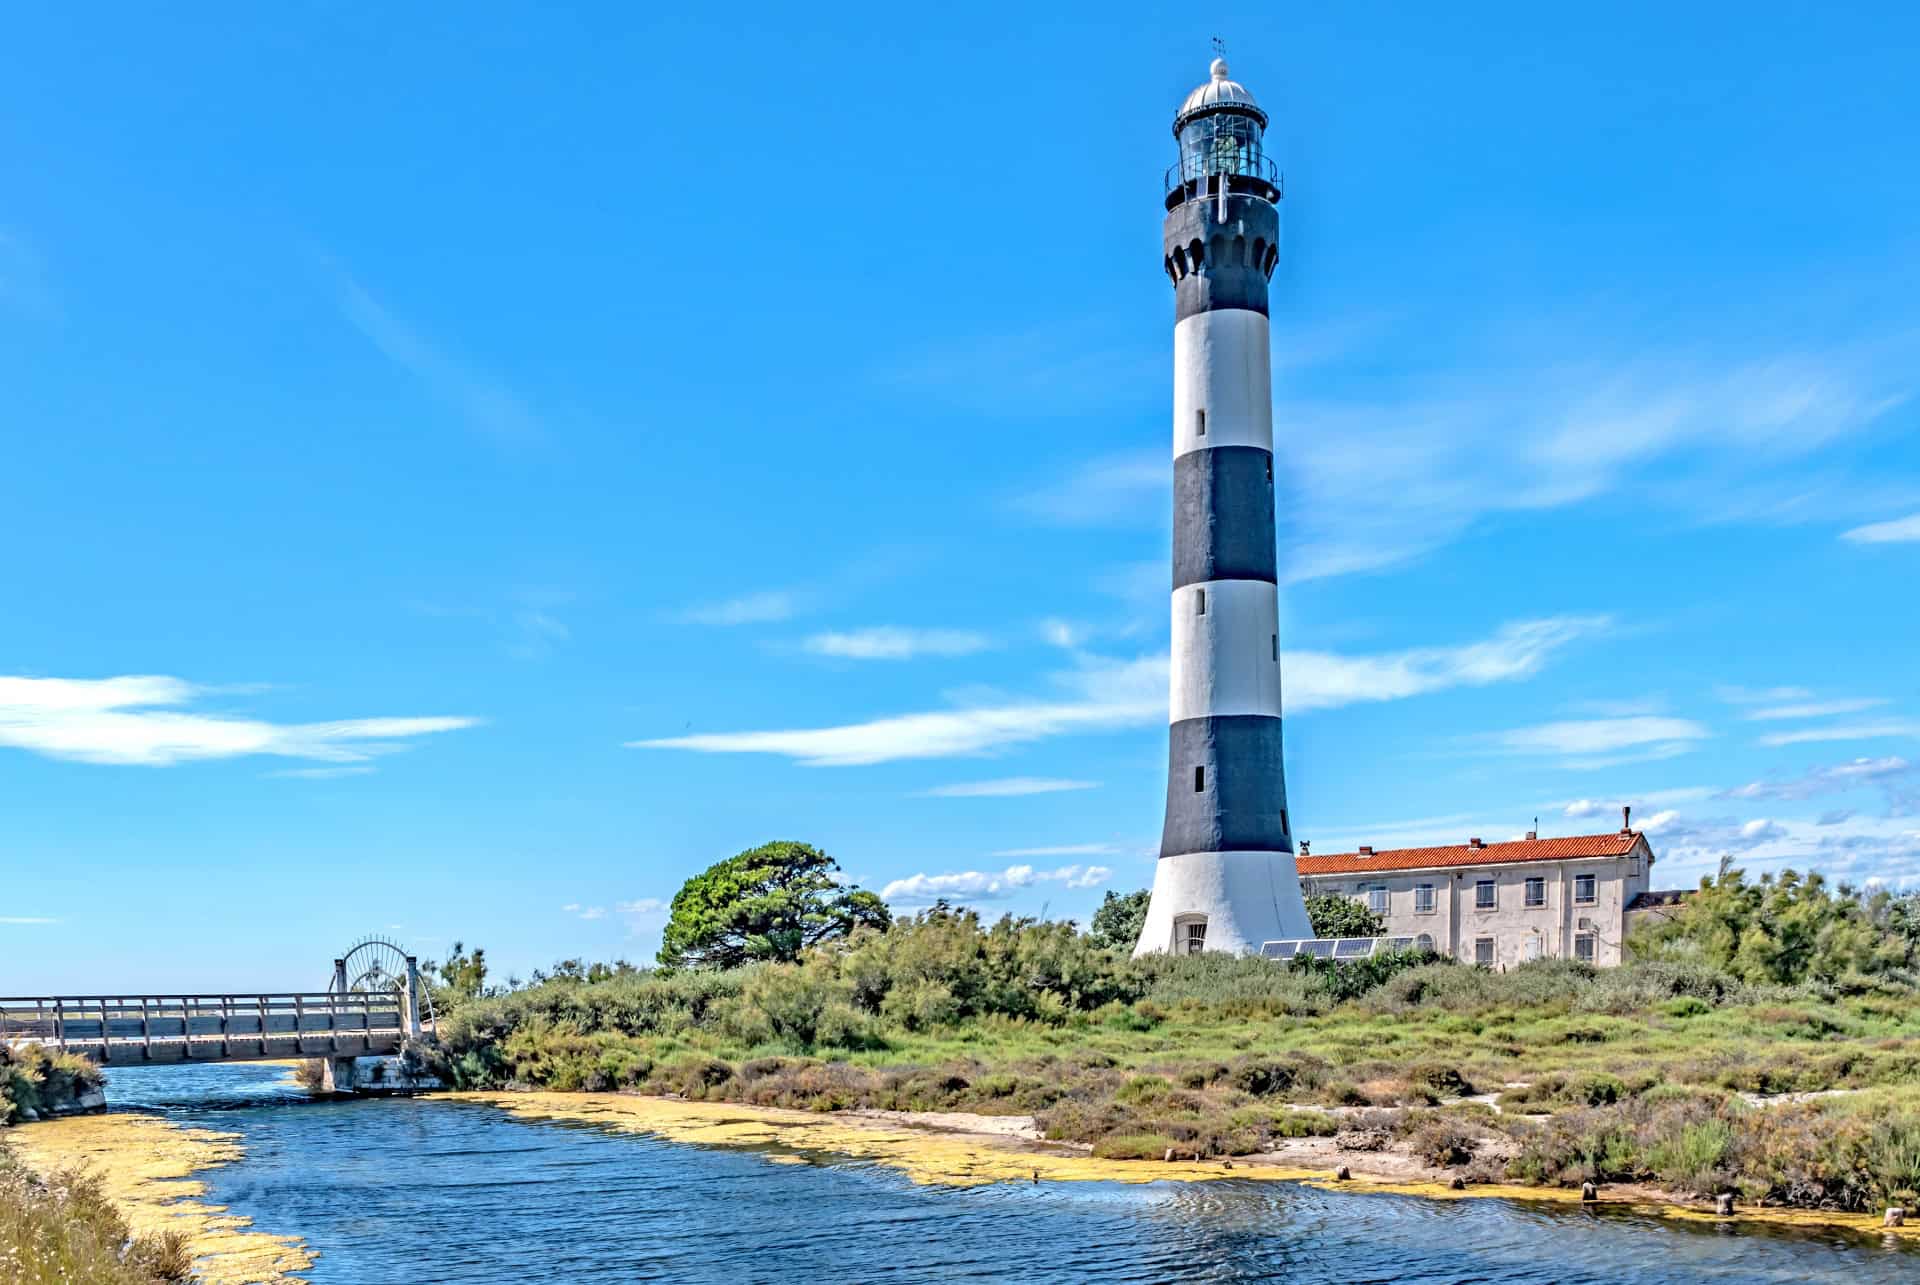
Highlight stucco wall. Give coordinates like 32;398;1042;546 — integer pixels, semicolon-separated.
1300;840;1654;967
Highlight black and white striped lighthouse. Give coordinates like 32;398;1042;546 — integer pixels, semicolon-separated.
1134;57;1312;957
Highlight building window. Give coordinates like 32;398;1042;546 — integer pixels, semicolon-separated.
1575;874;1597;905
1271;633;1278;662
1279;808;1289;836
1524;876;1545;908
1194;765;1205;792
1415;933;1434;951
1365;884;1387;915
1474;937;1495;967
1196;588;1206;615
1475;880;1496;910
1522;936;1542;962
1574;933;1596;963
1414;884;1435;914
1196;408;1207;437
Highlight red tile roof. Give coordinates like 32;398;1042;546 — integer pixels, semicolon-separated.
1296;831;1645;876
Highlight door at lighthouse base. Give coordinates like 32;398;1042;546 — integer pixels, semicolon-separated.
1174;915;1208;955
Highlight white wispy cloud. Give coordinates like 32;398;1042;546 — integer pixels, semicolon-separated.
1488;716;1712;768
0;916;59;925
802;627;992;661
989;844;1124;858
672;591;799;626
1716;685;1815;705
880;863;1112;903
1014;451;1165;526
1558;787;1714;819
1841;513;1920;544
919;777;1101;798
334;270;537;443
1018;346;1908;581
0;675;479;768
1724;756;1913;802
265;766;378;780
633;615;1606;767
1757;722;1920;748
1743;697;1887;720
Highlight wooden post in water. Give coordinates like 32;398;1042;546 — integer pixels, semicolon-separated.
141;997;152;1060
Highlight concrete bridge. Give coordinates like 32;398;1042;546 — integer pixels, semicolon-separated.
1;937;433;1094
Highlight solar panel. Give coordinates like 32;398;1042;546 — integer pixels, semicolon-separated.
1333;937;1375;958
1300;939;1335;958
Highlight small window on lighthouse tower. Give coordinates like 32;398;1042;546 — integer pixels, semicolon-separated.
1194;765;1206;792
1196;588;1206;615
1195;408;1206;437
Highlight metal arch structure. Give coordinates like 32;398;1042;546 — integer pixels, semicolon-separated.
328;935;433;1034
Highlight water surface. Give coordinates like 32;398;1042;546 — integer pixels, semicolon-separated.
105;1064;1915;1284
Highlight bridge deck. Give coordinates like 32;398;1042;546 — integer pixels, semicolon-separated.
0;994;407;1065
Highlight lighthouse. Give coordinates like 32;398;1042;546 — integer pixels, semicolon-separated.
1134;58;1312;957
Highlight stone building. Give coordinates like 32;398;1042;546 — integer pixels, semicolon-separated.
1295;817;1661;968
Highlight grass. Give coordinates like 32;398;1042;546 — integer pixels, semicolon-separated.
413;907;1920;1212
0;1145;195;1284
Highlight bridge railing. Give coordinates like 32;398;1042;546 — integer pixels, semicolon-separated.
0;993;407;1063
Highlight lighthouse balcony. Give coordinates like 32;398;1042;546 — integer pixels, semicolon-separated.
1164;158;1283;210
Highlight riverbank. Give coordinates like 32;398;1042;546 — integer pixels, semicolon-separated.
4;1114;313;1285
457;1089;1920;1243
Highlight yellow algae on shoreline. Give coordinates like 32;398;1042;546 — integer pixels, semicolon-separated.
6;1114;314;1285
454;1090;1920;1244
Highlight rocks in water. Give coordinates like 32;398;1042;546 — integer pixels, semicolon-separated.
1581;1182;1598;1203
1162;1147;1201;1163
1714;1193;1735;1216
1449;1176;1467;1190
1885;1207;1906;1228
1334;1165;1351;1181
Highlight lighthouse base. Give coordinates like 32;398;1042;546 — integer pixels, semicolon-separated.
1133;850;1312;957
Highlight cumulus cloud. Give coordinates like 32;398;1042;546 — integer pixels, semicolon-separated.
880;863;1112;903
1841;513;1920;544
0;675;478;768
919;778;1101;798
632;615;1608;767
802;627;991;661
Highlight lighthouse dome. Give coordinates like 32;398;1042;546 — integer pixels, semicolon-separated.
1174;58;1266;132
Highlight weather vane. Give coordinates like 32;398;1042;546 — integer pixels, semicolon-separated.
1211;35;1227;60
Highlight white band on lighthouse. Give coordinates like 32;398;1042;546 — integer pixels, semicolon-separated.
1173;309;1273;458
1170;579;1282;722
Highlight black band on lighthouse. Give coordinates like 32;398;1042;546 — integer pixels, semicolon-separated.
1165;195;1279;323
1172;445;1277;590
1160;714;1294;859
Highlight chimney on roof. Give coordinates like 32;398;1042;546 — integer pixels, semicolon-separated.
1526;830;1537;841
1298;840;1310;855
1357;845;1373;856
1469;837;1483;848
1622;805;1632;833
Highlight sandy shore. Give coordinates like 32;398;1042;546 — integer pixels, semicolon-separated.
458;1091;1920;1243
5;1113;314;1285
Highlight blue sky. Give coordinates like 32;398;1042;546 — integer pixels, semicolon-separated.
5;5;1920;991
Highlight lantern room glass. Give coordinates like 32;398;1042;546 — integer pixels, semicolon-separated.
1177;112;1265;186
